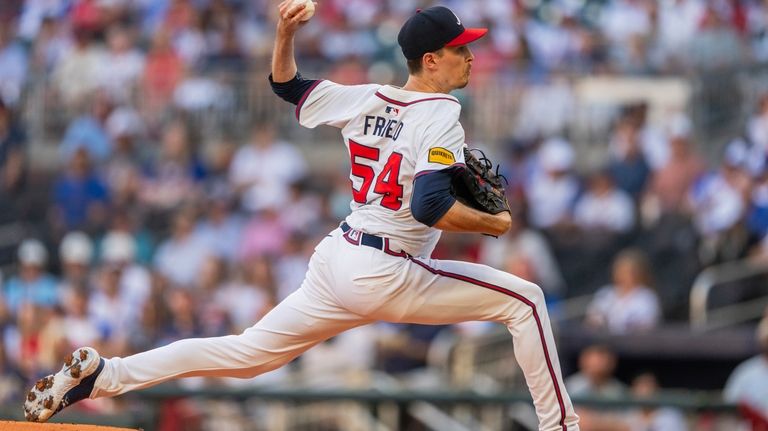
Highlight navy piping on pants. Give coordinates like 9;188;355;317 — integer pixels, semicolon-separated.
408;257;568;431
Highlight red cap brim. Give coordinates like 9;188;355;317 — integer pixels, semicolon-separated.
445;28;488;47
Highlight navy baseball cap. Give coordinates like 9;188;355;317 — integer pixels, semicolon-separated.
398;6;488;60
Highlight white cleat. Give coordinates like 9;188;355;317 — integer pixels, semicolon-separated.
23;347;104;422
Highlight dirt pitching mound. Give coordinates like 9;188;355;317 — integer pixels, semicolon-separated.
0;422;139;431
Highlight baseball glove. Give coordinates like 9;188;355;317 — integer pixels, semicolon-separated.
451;147;511;215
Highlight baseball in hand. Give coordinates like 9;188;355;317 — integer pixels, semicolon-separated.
291;0;315;21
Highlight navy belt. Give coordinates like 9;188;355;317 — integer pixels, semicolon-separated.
340;222;407;257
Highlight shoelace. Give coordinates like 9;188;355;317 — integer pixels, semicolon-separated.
467;148;509;186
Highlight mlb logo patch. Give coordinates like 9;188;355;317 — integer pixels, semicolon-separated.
385;106;400;115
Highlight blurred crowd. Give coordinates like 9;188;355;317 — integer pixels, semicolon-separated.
2;0;768;109
1;0;768;428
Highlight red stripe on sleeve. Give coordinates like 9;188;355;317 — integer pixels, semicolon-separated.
295;80;325;122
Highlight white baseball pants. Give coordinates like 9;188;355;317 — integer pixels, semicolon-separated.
92;227;579;431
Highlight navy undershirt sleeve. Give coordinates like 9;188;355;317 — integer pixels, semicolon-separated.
411;167;462;227
269;72;318;105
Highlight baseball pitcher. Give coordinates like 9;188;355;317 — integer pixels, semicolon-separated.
24;4;579;430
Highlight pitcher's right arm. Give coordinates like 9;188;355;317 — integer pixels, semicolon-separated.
272;0;311;83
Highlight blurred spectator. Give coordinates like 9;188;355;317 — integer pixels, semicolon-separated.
104;107;146;207
129;281;171;352
724;313;768;418
70;0;105;35
60;287;101;350
512;75;574;140
51;147;110;232
688;5;747;70
273;233;313;301
57;231;94;295
0;20;27;106
3;303;52;379
318;20;378;63
29;17;70;74
173;8;207;68
577;370;689;431
479;209;564;298
139;120;205;212
95;231;152;326
281;180;323;235
52;26;105;106
747;93;768;158
0;341;22;405
0;98;26;198
195;256;231;337
98;25;146;102
625;372;688;431
328;169;354;221
565;344;626;398
229;122;307;213
195;255;227;300
59;91;114;164
159;288;202;344
630;103;669;172
162;0;196;36
585;249;661;334
570;168;637;292
3;239;58;316
607;117;651;200
214;256;275;332
643;128;705;223
599;0;652;50
300;326;378;385
599;0;652;71
574;169;635;234
173;69;234;112
204;25;248;75
87;264;133;357
239;209;292;262
141;27;185;117
375;323;449;375
719;139;754;198
100;209;154;265
499;139;537;204
523;11;579;71
18;0;70;41
688;143;749;265
656;0;705;70
201;137;236;192
154;208;212;288
747;166;768;240
749;1;768;63
193;188;244;263
525;137;579;230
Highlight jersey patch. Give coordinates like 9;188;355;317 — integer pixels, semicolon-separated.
428;147;456;165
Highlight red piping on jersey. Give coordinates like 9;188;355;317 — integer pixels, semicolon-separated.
375;91;460;107
295;80;325;121
383;238;408;257
408;257;569;431
342;228;362;246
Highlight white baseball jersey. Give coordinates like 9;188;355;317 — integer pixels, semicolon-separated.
298;81;466;257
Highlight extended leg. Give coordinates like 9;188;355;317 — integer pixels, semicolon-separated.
369;256;579;431
93;286;367;396
24;285;367;421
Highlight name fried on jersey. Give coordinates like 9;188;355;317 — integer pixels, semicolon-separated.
363;114;405;141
